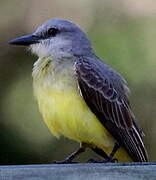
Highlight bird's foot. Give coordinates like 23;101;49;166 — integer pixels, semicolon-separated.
87;157;118;163
52;159;78;164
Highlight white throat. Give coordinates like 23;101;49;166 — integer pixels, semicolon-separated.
30;37;72;58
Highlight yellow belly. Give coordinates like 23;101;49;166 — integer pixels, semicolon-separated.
34;85;131;161
33;57;132;162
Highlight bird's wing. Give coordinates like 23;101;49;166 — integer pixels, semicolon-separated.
75;56;148;162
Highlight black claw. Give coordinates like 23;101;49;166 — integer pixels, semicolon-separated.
107;157;118;163
105;157;118;163
87;158;107;163
52;160;78;164
111;158;118;163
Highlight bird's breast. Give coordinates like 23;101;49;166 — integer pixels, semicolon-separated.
32;56;115;150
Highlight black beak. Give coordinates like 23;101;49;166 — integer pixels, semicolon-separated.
8;34;40;46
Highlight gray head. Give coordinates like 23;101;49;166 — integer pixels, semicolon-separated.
9;19;94;58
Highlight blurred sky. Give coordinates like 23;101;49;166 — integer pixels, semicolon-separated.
0;0;156;164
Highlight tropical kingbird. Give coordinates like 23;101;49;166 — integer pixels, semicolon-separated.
9;19;148;163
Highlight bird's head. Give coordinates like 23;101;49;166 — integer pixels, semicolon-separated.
9;19;94;58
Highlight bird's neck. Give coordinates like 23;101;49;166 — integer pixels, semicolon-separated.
32;56;76;88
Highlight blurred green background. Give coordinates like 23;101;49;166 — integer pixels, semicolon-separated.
0;0;156;164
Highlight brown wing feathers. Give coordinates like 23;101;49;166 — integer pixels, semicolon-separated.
75;56;148;162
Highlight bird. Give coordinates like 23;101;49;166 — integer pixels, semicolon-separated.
9;18;148;163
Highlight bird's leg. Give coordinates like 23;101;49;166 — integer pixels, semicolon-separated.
108;142;120;162
88;142;120;163
87;147;110;163
91;146;109;159
53;143;86;164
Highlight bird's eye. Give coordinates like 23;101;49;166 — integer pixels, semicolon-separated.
47;28;59;37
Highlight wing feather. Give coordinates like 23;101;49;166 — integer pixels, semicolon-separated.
75;56;148;162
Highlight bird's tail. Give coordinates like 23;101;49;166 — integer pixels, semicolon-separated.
123;124;148;162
